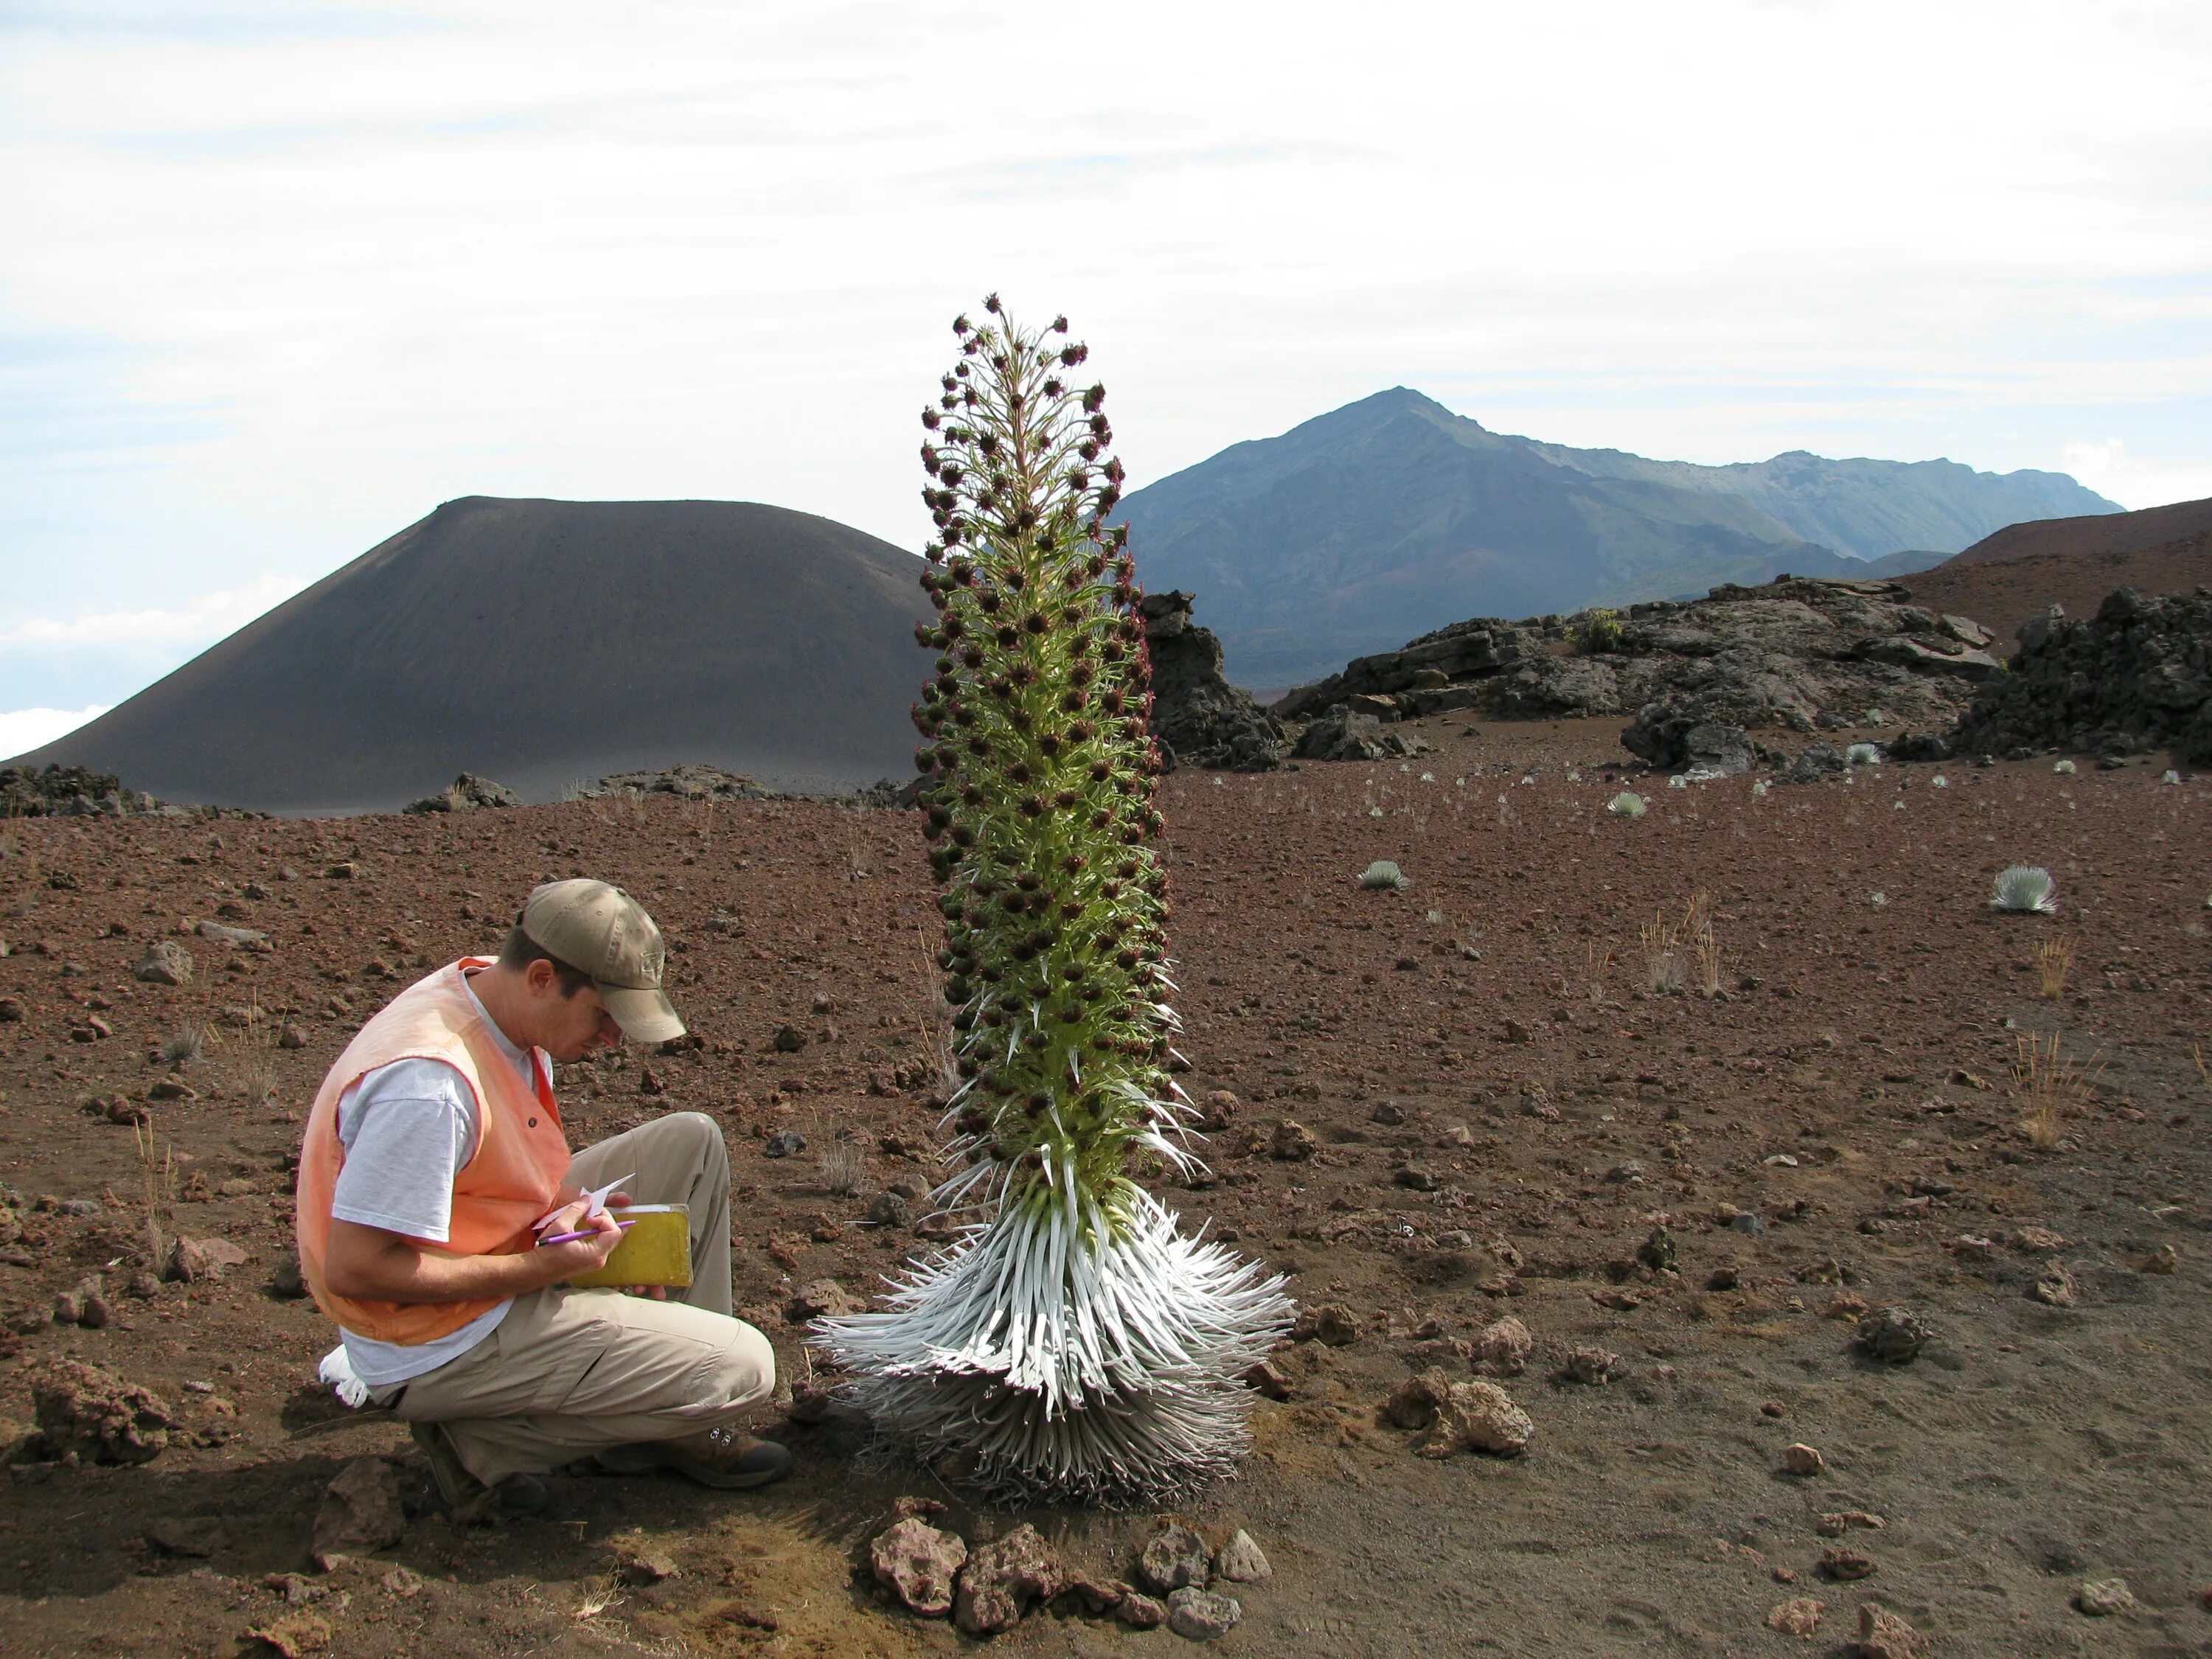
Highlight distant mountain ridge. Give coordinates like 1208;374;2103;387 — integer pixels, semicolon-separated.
1113;389;2119;687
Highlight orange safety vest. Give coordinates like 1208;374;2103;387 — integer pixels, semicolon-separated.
296;959;572;1346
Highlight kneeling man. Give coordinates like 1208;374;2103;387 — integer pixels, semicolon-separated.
296;878;787;1515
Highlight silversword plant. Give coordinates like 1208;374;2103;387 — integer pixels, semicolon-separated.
1991;865;2059;914
813;299;1290;1503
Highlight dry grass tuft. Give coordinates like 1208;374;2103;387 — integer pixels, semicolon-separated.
160;1020;212;1069
131;1110;176;1267
820;1138;867;1197
2034;936;2077;999
2011;1031;2104;1150
1641;891;1718;997
235;999;282;1106
1583;942;1613;1006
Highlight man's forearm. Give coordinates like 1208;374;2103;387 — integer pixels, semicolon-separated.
324;1219;567;1302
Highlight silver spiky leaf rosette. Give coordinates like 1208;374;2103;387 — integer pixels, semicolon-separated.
813;1185;1291;1506
1990;864;2059;914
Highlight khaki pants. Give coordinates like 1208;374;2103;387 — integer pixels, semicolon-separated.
373;1111;776;1486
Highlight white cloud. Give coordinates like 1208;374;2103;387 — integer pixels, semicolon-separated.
2060;438;2212;515
0;0;2207;666
0;573;306;650
0;705;111;759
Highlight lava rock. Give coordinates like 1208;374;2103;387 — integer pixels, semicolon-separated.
2074;1577;2135;1617
1559;1346;1621;1385
1241;1359;1293;1399
1270;1120;1318;1161
870;1516;967;1617
1622;710;1753;776
1784;744;1849;785
133;940;195;987
1820;1548;1877;1581
31;1358;178;1465
166;1236;249;1284
1472;1315;1533;1377
1115;1590;1168;1629
1854;1604;1927;1658
311;1456;406;1569
1290;1303;1357;1346
1141;591;1284;772
1166;1586;1243;1641
403;773;521;814
2031;1259;2080;1307
614;1548;679;1585
953;1523;1063;1635
1856;1306;1930;1363
763;1130;807;1158
1135;1521;1211;1593
1384;1367;1534;1457
785;1279;856;1321
1290;706;1416;763
1782;1443;1826;1477
1211;1528;1271;1583
1953;588;2212;765
145;1516;229;1557
1765;1597;1823;1636
867;1191;912;1228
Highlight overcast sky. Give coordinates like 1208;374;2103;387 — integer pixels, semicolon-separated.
4;0;2208;752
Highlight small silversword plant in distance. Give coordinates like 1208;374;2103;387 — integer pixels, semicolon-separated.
1991;865;2058;914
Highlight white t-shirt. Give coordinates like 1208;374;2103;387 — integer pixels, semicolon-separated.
329;974;552;1387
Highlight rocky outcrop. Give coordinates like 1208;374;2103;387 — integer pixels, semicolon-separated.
1950;587;2212;764
403;773;521;813
1290;707;1419;762
0;765;169;818
1140;591;1283;771
577;763;765;801
1273;577;2005;762
1621;714;1757;777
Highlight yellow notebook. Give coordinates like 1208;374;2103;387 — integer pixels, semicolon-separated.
567;1204;693;1290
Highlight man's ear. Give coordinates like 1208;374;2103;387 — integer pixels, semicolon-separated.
525;958;557;995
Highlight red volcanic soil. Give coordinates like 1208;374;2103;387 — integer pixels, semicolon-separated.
1;718;2208;1655
1905;538;2212;653
1944;496;2212;568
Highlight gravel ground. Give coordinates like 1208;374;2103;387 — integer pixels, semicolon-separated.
0;714;2206;1656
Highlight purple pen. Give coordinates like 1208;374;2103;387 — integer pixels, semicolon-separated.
538;1217;638;1248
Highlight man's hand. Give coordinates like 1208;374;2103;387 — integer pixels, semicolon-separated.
532;1198;625;1282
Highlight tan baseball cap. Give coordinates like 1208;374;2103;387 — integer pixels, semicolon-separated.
521;878;684;1043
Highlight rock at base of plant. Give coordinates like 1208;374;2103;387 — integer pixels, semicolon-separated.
1115;1590;1168;1628
870;1516;967;1617
952;1523;1062;1635
1136;1521;1210;1594
1211;1528;1271;1583
1166;1586;1243;1640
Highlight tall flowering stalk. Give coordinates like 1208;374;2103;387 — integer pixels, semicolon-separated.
813;299;1291;1503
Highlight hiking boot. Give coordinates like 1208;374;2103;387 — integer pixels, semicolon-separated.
594;1425;793;1489
408;1421;548;1520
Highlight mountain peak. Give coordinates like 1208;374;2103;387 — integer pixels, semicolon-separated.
1115;398;2121;689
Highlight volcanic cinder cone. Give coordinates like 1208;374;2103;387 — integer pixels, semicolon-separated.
811;299;1293;1504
